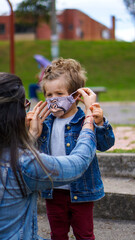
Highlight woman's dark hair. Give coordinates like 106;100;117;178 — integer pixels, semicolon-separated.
0;72;51;197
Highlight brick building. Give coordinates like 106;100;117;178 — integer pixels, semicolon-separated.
0;15;10;40
57;9;115;40
0;9;115;41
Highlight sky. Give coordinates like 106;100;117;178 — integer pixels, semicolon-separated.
0;0;135;42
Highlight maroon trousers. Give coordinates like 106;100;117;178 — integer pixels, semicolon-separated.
46;189;95;240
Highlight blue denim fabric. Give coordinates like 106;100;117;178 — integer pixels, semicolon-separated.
0;129;96;240
39;107;115;202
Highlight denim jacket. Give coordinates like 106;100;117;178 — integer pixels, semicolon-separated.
39;107;115;202
0;129;96;240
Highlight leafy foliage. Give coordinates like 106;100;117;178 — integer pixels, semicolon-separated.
123;0;135;18
16;0;51;30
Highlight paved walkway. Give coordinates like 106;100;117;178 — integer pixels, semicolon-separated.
100;102;135;125
38;213;135;240
79;101;135;150
100;102;135;150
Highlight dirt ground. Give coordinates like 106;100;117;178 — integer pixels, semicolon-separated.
109;126;135;150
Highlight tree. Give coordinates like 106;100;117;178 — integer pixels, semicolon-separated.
123;0;135;19
15;0;51;33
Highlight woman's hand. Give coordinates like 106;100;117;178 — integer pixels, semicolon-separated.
27;101;50;139
77;88;96;114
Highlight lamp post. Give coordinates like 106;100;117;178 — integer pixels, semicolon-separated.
7;0;15;73
50;0;59;60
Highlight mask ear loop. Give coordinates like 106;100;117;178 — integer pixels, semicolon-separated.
71;90;81;101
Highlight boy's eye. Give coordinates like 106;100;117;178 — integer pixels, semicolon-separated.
46;93;52;97
46;92;66;98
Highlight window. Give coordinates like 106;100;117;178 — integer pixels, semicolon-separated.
57;23;63;33
76;27;84;39
15;23;34;33
101;29;110;39
68;24;73;30
79;20;83;25
0;24;5;34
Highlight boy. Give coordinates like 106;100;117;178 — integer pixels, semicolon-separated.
39;58;115;240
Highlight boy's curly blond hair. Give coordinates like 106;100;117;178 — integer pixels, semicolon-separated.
41;57;87;95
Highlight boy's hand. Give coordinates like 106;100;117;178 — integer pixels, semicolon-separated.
90;103;104;126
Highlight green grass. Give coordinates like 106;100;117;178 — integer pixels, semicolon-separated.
105;149;135;153
112;124;135;127
96;148;135;153
0;40;135;100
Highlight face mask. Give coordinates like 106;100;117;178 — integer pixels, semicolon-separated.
46;91;78;117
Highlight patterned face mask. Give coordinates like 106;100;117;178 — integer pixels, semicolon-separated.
46;91;79;116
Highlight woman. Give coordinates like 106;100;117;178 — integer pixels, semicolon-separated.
0;72;96;240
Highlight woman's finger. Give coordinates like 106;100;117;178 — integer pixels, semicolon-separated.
77;88;88;97
26;112;34;120
41;109;50;122
78;97;84;103
38;101;48;114
32;107;41;120
39;105;51;122
77;88;96;100
78;87;95;96
32;101;48;118
33;101;44;112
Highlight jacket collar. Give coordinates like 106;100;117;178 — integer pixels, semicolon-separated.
44;106;85;125
70;107;85;124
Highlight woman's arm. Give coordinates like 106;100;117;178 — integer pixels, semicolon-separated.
21;129;96;191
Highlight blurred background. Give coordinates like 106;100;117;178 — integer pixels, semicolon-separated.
0;0;135;102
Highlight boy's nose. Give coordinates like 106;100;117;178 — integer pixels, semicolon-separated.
52;94;59;98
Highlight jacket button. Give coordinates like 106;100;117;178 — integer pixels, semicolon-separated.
74;196;78;200
66;143;70;147
43;136;46;140
67;126;71;130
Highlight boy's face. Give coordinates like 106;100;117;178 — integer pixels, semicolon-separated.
44;75;77;118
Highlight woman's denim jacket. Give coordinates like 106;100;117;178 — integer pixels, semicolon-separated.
39;107;115;202
0;129;96;240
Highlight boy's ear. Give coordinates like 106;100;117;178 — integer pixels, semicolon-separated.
43;89;46;96
72;91;80;99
